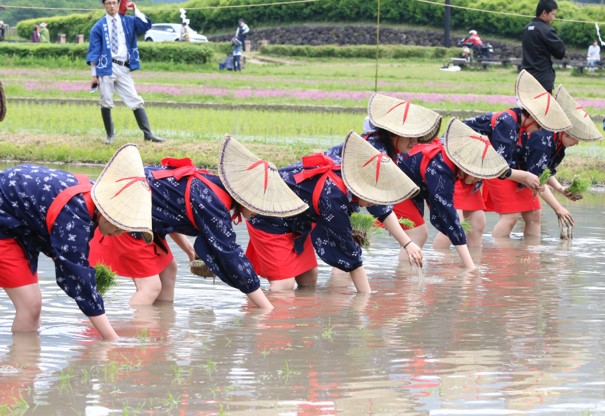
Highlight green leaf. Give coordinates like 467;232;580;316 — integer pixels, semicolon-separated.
398;218;415;229
461;218;472;233
565;176;591;196
539;168;552;186
94;263;117;296
350;212;380;249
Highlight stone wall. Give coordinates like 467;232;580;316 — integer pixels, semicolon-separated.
209;25;585;61
209;25;523;58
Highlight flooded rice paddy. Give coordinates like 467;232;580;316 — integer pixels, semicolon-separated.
1;186;605;415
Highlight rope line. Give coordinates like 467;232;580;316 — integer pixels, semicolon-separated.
3;0;604;25
3;0;604;28
415;0;605;26
0;0;321;12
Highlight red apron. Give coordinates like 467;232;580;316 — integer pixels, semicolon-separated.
90;158;236;278
246;154;346;280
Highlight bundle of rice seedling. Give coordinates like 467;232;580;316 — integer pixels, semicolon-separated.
398;218;416;229
461;218;472;233
559;215;573;240
565;176;591;197
190;259;216;281
94;263;117;296
539;168;551;186
351;212;381;249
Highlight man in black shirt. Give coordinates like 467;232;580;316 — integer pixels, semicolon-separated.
521;0;565;93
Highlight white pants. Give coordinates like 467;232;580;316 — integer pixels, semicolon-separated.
98;64;144;110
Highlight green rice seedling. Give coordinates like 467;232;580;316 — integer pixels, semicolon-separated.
202;357;217;376
162;392;180;409
137;328;149;343
171;364;187;385
94;263;117;296
461;218;472;233
102;361;120;383
58;368;74;393
398;218;416;229
350;212;381;249
210;385;220;399
218;403;230;416
122;402;145;416
119;354;142;371
539;168;551;186
565;176;591;196
321;325;335;341
0;393;30;415
80;367;95;384
277;360;300;383
13;396;29;413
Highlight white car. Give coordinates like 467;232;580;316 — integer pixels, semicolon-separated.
144;23;208;43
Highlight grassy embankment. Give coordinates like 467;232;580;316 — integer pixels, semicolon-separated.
1;52;604;184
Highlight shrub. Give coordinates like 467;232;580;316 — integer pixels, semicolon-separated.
0;42;213;64
260;44;456;60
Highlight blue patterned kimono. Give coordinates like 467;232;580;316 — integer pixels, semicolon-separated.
0;165;104;317
514;129;566;177
398;145;467;246
247;153;365;273
86;13;151;76
145;166;260;294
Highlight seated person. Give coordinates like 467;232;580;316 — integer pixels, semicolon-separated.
587;40;600;71
461;30;482;61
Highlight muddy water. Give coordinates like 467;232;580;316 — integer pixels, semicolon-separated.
1;183;605;414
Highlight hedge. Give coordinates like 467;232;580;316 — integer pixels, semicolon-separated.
0;42;213;64
260;44;458;60
14;0;605;49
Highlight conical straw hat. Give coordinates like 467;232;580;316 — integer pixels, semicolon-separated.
516;70;571;132
368;93;442;142
444;119;509;179
341;130;419;205
91;144;153;243
554;85;602;142
218;135;308;217
0;80;6;122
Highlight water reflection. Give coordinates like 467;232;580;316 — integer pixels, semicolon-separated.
1;162;605;414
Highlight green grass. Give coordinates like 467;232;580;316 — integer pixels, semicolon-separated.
2;57;605;111
1;56;605;183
